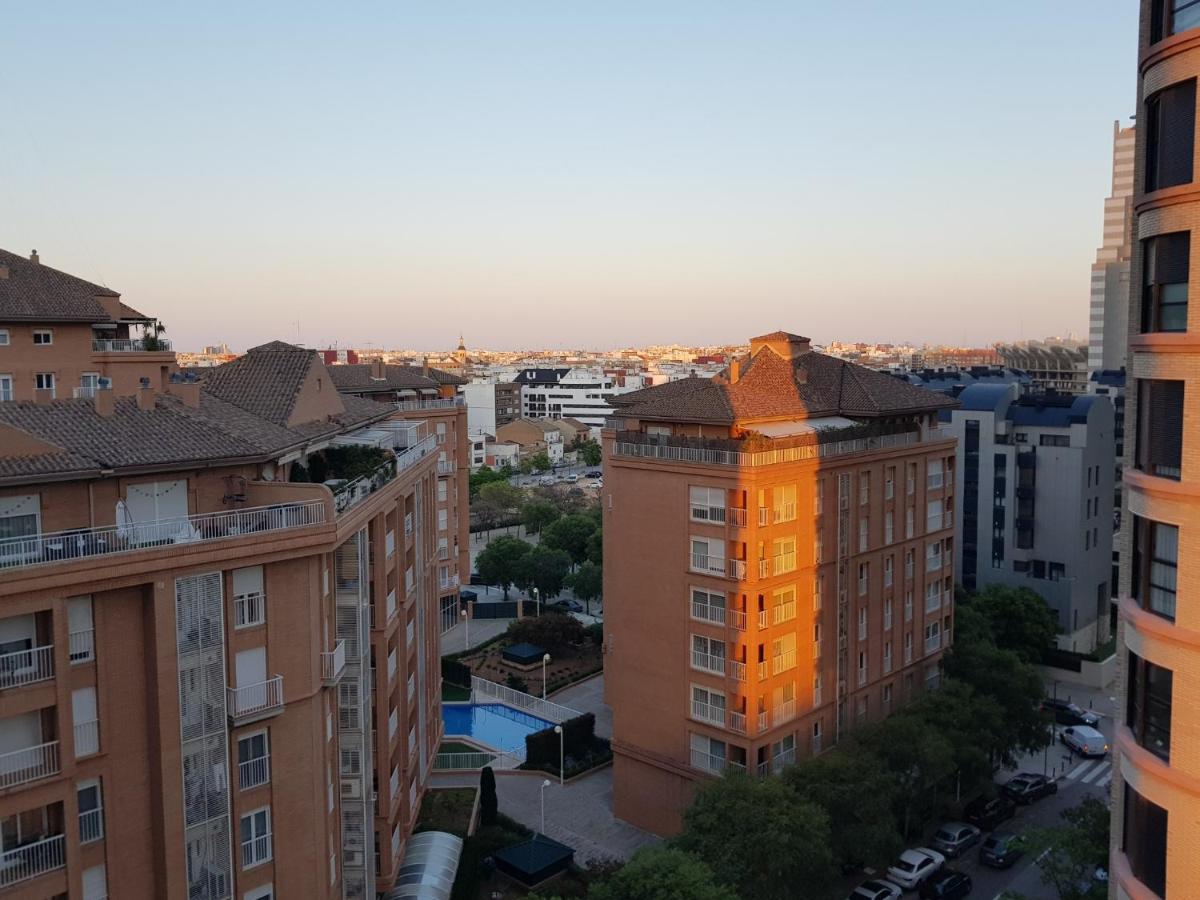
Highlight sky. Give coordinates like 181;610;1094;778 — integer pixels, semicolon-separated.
0;2;1138;351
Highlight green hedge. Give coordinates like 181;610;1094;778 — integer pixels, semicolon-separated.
441;657;472;687
526;712;596;766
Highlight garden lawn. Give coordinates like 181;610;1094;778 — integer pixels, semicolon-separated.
414;788;476;838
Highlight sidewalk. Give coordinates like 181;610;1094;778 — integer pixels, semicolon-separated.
440;617;512;655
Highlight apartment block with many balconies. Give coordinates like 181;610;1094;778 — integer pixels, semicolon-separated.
600;331;958;836
1110;3;1200;896
0;323;448;897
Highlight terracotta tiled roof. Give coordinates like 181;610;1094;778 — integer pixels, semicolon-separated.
425;367;468;386
0;248;122;322
612;346;956;424
751;330;811;343
326;364;442;392
201;342;318;426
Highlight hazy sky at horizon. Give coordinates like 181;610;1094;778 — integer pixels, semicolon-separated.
1;2;1137;351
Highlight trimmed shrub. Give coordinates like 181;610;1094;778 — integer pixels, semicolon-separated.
442;657;472;688
583;622;603;646
479;766;497;827
526;712;596;766
506;674;528;693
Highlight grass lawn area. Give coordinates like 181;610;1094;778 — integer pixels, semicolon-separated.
440;740;484;755
414;788;476;838
442;681;471;701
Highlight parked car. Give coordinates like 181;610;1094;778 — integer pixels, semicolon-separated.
848;880;903;900
538;476;555;486
962;794;1016;831
979;831;1025;869
886;848;946;891
468;572;485;586
1061;725;1110;757
1041;698;1100;727
566;473;580;483
930;822;981;858
918;869;972;900
1001;772;1058;805
560;599;583;613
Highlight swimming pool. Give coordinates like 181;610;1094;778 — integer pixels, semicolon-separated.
442;703;554;753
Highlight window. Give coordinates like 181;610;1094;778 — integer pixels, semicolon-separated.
926;499;943;533
78;779;104;843
35;372;54;396
1143;232;1190;332
927;459;944;490
884;598;893;631
0;494;41;564
813;575;823;612
240;807;272;869
904;631;913;663
860;472;870;505
32;330;52;345
1152;0;1200;43
857;652;867;686
438;508;448;531
238;731;271;789
690;486;726;522
690;685;726;725
904;550;914;580
924;621;941;654
691;537;724;574
904;590;913;623
882;682;893;710
0;330;8;346
773;485;796;523
690;587;727;625
232;566;265;628
1122;785;1167;897
884;510;894;545
1136;379;1184;479
858;605;868;640
437;480;447;502
906;463;916;495
690;732;728;772
1145;78;1196;192
1127;651;1172;762
926;540;942;572
858;517;868;552
858;562;869;596
884;556;894;587
245;887;274;900
1132;515;1178;621
885;466;895;500
772;587;796;624
925;581;942;614
905;507;914;539
0;375;11;402
691;634;726;674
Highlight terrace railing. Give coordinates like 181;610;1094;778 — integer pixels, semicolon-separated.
469;676;579;724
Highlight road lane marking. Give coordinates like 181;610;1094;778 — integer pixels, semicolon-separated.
1081;762;1111;784
1066;760;1098;780
1097;772;1113;789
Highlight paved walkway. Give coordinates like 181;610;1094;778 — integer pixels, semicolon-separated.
440;617;513;655
433;768;656;864
550;674;611;739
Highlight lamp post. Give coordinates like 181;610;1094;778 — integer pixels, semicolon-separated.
533;587;541;616
539;778;551;836
461;608;469;653
554;724;564;785
542;653;551;701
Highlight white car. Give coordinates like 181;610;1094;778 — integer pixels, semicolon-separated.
848;880;903;900
1061;725;1110;757
886;847;946;890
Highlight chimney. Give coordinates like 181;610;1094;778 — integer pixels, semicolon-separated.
749;331;812;362
29;250;38;265
422;356;431;378
166;373;201;408
136;377;155;411
0;265;8;280
729;359;740;384
95;388;115;417
371;358;385;379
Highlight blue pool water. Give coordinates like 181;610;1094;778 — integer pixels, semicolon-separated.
442;703;554;752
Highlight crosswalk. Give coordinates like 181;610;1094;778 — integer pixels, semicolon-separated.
1061;758;1113;789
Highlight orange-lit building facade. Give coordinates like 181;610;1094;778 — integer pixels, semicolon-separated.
1110;3;1200;897
601;331;958;836
0;258;461;899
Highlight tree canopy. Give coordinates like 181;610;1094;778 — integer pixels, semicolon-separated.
568;560;602;613
965;584;1060;662
1023;797;1110;899
588;847;736;900
517;546;573;600
474;536;531;598
542;514;599;566
521;497;561;535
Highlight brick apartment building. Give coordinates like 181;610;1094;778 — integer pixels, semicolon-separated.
601;331;958;835
1110;1;1200;896
0;254;464;899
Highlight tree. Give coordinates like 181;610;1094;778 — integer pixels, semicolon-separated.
567;560;602;614
479;766;498;827
586;528;603;565
1023;797;1110;900
518;457;534;476
517;546;572;600
521;498;561;535
965;584;1060;662
587;847;736;900
578;439;602;467
469;464;507;499
142;319;168;351
475;481;522;535
675;773;834;900
782;741;902;872
856;713;957;839
506;612;585;653
474;536;532;598
541;514;598;567
530;451;552;472
905;679;1007;792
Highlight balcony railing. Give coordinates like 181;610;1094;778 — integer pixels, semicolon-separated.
773;503;796;524
690;699;725;726
690;748;744;775
79;807;104;843
0;834;65;887
883;652;893;674
925;593;942;614
395;398;464;411
757;710;770;733
757;609;768;629
92;337;173;352
437;460;455;476
728;609;746;631
333;434;439;515
0;644;54;689
757;660;769;681
728;711;746;734
322;640;347;685
772;650;797;675
690;505;727;524
691;650;726;676
227;676;284;721
772;602;796;625
774;699;796;724
757;747;797;776
727;507;748;527
234;591;266;628
925;634;942;656
813;640;821;659
0;500;327;572
728;660;746;682
0;741;59;789
690;553;745;580
440;574;460;591
69;629;94;664
691;600;726;625
239;754;270;790
241;833;272;869
74;719;99;757
72;385;110;399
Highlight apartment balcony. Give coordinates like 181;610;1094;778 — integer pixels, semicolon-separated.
727;660;747;682
772;650;797;675
757;661;769;681
691;700;725;726
690;504;728;524
0;741;59;790
0;645;54;690
241;833;273;870
757;747;797;777
925;634;942;656
69;629;94;664
437;460;455;476
437;545;450;560
728;711;747;734
728;609;746;631
0;499;327;573
395;397;464;411
691;600;726;626
332;432;438;516
813;640;821;660
322;640;347;685
91;337;173;352
772;602;796;625
238;754;270;791
773;699;796;725
727;508;748;527
74;719;99;757
439;574;460;592
757;609;768;629
690;650;727;677
227;676;284;724
757;710;769;734
0;834;65;888
690;748;745;775
772;503;796;524
757;552;796;578
925;593;942;614
689;554;746;581
79;806;103;844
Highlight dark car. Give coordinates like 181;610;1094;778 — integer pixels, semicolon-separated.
918;869;972;900
979;832;1025;869
962;794;1016;830
1001;772;1058;805
847;880;902;900
1040;697;1100;727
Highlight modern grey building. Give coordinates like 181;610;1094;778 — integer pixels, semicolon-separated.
950;384;1115;652
1088;121;1136;373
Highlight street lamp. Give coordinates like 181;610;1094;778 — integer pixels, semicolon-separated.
542;653;551;701
539;778;551;836
554;724;564;785
533;587;541;616
461;608;469;653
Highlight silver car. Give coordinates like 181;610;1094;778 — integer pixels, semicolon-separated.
930;822;982;858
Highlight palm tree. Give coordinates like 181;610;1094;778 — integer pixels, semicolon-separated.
142;320;168;351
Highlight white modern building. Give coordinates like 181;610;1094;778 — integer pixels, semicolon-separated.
1088;121;1136;374
949;383;1116;652
515;367;636;430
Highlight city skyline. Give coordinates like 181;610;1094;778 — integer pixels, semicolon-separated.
2;2;1136;350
